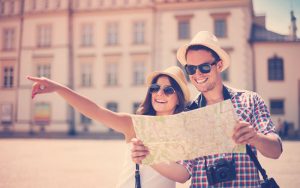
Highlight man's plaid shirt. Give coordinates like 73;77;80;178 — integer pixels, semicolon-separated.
179;86;279;187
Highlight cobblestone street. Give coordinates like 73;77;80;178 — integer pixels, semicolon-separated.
0;139;299;188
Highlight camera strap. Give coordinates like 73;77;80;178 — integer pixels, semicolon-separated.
246;145;268;180
203;153;236;171
135;164;141;188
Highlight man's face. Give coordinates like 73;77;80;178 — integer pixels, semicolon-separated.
186;50;222;93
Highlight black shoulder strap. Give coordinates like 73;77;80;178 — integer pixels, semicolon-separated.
246;145;268;180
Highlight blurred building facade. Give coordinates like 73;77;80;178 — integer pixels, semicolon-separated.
0;0;299;135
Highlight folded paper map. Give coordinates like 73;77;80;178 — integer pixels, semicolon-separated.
132;99;245;165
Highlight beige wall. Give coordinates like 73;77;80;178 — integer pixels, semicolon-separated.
1;0;299;133
155;1;253;99
72;8;154;131
0;15;21;124
253;42;300;130
19;10;70;129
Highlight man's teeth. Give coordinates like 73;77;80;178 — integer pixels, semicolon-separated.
196;78;208;84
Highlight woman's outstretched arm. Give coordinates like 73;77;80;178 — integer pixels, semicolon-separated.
27;76;135;141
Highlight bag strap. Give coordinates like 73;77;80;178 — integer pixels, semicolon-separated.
246;144;268;180
135;164;141;188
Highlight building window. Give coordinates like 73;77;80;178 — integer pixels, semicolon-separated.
211;12;230;38
98;0;104;6
106;63;118;86
133;62;145;85
178;20;190;40
106;102;118;131
80;114;92;124
133;21;145;44
106;22;118;46
86;0;92;7
80;113;92;132
106;102;118;112
55;0;61;8
175;14;193;40
2;28;15;51
37;64;51;78
268;56;284;81
81;63;92;87
2;66;14;88
1;103;13;125
133;102;140;114
44;0;49;9
31;0;36;10
0;1;5;14
270;99;284;115
9;1;14;14
73;0;79;8
81;24;93;47
214;19;227;38
37;25;52;48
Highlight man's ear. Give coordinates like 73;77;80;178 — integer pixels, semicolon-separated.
217;60;223;72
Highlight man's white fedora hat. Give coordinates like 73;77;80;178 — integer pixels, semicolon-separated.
177;31;230;72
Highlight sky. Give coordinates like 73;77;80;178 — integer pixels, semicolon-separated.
253;0;300;36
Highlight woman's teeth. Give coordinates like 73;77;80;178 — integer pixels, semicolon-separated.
155;99;167;103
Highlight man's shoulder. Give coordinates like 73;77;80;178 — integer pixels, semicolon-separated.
226;86;265;106
226;85;258;97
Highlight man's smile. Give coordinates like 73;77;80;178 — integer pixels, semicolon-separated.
194;77;208;84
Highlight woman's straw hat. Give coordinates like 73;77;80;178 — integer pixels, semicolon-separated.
146;66;190;102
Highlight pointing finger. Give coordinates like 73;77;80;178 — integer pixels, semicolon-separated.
27;76;44;83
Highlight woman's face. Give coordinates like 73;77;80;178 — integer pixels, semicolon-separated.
151;76;179;116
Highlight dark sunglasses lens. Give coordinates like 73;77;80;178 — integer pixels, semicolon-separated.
149;84;160;93
199;64;211;73
163;86;175;95
185;65;197;75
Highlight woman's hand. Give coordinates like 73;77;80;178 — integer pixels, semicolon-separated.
131;138;149;164
27;76;62;99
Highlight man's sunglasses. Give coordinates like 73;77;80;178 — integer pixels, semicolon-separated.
149;84;176;95
184;60;219;75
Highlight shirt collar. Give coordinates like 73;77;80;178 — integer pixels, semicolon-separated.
187;85;244;109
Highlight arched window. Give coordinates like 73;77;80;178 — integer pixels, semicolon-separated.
268;55;284;81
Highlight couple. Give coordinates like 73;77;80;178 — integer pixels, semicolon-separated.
28;31;282;187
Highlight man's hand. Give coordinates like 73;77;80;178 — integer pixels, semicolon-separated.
232;121;258;145
130;138;149;164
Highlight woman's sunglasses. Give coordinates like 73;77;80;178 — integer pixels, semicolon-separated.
149;84;176;95
184;60;219;75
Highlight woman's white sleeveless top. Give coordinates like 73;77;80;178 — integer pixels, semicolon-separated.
116;144;175;188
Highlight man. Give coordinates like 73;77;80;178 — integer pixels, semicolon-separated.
131;31;282;187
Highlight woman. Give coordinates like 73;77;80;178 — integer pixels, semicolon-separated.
27;66;190;188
